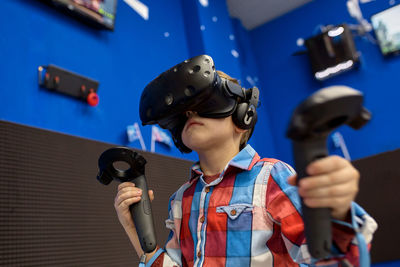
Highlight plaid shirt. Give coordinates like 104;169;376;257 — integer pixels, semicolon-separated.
146;145;377;267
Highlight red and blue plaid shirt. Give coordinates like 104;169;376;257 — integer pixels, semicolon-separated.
146;145;377;266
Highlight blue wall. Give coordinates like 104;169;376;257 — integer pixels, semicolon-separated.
1;0;398;171
247;0;400;164
0;0;193;158
0;0;276;162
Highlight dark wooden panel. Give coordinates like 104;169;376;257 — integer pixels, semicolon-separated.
1;120;398;265
353;149;400;263
0;120;193;266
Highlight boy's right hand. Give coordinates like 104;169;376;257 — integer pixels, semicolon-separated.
114;182;154;229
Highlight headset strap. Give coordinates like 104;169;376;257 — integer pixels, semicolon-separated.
224;78;259;108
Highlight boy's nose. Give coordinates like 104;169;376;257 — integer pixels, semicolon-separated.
185;111;197;118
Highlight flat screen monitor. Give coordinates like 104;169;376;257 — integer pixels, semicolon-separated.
371;4;400;57
42;0;117;30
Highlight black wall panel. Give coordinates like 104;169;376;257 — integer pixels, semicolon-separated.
0;120;193;266
353;149;400;263
1;120;399;265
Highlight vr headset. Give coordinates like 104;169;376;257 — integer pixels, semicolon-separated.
139;55;260;153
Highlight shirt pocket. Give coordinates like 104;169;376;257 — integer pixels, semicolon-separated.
216;203;253;220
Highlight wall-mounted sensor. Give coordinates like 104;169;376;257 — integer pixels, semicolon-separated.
38;65;99;106
304;24;360;81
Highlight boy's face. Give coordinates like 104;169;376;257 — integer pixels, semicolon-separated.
181;112;245;152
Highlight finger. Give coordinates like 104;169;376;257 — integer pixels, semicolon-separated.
117;186;142;196
116;187;142;200
299;166;359;189
118;182;136;191
115;195;141;209
287;175;297;186
298;181;358;199
148;190;155;202
115;191;143;207
115;186;142;199
307;155;350;175
116;196;142;210
303;195;352;210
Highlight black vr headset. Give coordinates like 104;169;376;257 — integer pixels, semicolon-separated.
139;55;260;153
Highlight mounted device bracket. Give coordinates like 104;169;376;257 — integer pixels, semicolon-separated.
38;64;99;106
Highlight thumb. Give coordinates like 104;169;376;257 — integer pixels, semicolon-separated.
287;175;297;186
148;190;155;202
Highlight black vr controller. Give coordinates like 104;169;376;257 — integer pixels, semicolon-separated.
139;55;259;153
96;147;157;253
286;86;371;259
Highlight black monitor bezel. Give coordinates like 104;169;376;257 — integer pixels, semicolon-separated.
41;0;118;31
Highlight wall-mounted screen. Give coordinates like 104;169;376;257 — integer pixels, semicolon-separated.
41;0;117;30
371;4;400;57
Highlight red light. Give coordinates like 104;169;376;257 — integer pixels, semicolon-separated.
87;92;99;107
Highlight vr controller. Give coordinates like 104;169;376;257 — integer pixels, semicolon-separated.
96;147;157;253
286;86;371;259
139;55;260;153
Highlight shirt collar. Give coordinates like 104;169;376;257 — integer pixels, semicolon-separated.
189;144;260;181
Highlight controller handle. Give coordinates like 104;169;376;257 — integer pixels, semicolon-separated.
96;147;157;253
130;174;157;252
292;137;332;259
286;86;371;259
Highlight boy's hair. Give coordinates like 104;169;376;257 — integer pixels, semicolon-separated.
216;70;253;151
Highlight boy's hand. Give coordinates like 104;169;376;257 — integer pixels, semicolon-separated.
114;182;154;229
288;155;360;221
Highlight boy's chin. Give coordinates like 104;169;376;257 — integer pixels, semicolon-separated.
182;133;236;152
182;143;204;152
184;141;227;153
182;139;211;152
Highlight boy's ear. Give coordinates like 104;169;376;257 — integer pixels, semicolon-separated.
234;125;247;134
231;116;247;134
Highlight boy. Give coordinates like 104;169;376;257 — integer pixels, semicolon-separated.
114;59;377;266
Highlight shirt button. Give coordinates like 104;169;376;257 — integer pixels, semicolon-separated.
200;216;205;223
230;209;237;216
197;251;201;258
205;187;210;193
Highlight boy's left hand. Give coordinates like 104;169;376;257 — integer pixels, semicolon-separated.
288;155;360;221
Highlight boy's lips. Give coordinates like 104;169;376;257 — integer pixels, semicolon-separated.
186;119;203;130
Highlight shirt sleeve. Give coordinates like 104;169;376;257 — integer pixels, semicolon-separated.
266;161;377;266
145;192;183;267
330;203;378;266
